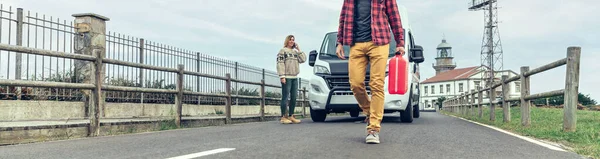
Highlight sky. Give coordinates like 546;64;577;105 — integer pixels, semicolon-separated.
1;0;598;101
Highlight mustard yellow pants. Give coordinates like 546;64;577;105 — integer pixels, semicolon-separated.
348;41;389;133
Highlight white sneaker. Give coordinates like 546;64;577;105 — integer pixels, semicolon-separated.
365;130;380;144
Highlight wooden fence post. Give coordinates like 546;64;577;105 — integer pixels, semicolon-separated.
454;97;457;114
451;99;453;113
478;89;483;118
454;99;458;113
471;90;476;116
225;73;232;124
461;93;466;116
15;8;23;100
139;38;145;104
176;64;184;128
490;88;496;122
457;96;460;114
563;46;581;132
450;99;453;113
459;94;463;115
464;94;468;115
520;66;531;127
502;75;510;123
92;50;103;137
260;79;265;121
448;100;451;112
302;87;307;118
456;98;459;113
466;93;471;116
449;100;452;112
453;99;456;113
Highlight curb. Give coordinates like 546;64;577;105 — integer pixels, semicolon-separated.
0;115;294;146
441;112;572;153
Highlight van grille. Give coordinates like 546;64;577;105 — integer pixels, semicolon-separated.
323;75;370;89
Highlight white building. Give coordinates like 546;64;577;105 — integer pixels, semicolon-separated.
419;38;521;108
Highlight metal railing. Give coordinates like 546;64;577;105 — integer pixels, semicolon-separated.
441;46;582;132
0;4;308;105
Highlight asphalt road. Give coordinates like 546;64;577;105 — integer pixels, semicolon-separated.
0;112;585;159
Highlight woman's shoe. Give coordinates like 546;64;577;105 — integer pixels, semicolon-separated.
288;115;301;124
280;116;292;124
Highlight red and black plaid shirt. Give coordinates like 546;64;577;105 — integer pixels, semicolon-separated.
337;0;404;47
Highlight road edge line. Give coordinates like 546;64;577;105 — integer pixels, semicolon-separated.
444;114;568;152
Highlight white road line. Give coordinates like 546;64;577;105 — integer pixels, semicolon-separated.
448;115;567;152
166;148;236;159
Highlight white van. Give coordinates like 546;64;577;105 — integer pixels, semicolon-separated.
306;6;424;123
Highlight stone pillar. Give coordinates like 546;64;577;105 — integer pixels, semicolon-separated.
73;13;109;137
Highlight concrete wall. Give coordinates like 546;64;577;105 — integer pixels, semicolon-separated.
0;100;309;121
0;101;86;121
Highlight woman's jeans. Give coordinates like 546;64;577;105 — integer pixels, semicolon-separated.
280;78;298;117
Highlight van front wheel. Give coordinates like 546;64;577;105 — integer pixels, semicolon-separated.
414;105;420;118
310;107;327;122
400;84;414;123
400;104;414;123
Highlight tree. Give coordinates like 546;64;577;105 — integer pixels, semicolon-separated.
437;96;447;109
578;93;597;106
531;92;597;106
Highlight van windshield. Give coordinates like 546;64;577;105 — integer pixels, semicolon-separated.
320;32;397;58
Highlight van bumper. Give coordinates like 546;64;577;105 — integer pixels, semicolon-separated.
308;74;410;112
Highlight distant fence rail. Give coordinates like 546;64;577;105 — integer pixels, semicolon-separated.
442;46;582;132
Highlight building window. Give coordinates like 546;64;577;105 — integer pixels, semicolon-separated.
431;86;435;94
424;86;428;94
515;82;521;93
440;85;444;94
474;81;481;90
459;83;464;92
446;84;450;93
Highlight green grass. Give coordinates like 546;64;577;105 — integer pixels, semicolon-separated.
441;107;600;159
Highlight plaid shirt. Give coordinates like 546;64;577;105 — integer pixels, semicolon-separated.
337;0;404;47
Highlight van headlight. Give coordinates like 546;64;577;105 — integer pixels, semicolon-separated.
314;65;330;74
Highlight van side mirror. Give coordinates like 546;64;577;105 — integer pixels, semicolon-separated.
309;50;318;67
410;45;424;63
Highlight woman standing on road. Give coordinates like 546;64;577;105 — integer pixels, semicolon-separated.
276;35;307;124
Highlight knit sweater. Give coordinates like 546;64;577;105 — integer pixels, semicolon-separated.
276;48;306;79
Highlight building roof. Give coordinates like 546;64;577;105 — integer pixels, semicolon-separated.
421;66;481;84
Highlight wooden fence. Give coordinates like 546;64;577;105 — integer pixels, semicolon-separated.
441;46;581;132
0;43;309;136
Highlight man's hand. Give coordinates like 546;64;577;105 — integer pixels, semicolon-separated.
396;46;406;56
280;78;286;84
336;44;346;60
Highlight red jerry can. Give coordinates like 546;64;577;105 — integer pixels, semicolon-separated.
388;52;408;95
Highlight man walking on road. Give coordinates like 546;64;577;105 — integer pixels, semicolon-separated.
335;0;405;144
